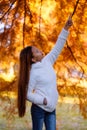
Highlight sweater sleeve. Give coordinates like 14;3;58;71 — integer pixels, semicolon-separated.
43;28;69;65
27;71;44;105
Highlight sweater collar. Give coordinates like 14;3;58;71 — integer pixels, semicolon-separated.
31;61;43;69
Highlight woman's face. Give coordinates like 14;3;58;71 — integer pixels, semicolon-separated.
31;46;44;62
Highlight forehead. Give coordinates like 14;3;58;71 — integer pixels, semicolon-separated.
32;46;39;53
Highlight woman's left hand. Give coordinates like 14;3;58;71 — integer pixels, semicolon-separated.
43;97;47;105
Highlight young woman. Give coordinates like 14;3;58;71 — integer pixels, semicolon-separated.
18;15;73;130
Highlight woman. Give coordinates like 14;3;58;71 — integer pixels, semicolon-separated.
18;15;73;130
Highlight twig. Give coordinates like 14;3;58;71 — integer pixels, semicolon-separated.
71;0;79;18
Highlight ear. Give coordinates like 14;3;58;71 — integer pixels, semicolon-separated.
32;58;36;63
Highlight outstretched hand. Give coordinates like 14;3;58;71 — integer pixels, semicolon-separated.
64;14;73;30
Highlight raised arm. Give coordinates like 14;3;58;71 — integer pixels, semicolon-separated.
43;15;73;65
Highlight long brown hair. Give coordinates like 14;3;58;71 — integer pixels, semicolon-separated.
18;46;32;117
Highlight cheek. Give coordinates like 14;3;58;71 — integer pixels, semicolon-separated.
36;54;42;60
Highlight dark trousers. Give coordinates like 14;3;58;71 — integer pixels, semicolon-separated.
31;104;56;130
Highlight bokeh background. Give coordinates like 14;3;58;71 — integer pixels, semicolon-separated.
0;0;87;129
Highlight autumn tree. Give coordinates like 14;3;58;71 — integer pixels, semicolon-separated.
0;0;87;118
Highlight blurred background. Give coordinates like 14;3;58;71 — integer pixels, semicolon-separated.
0;0;87;129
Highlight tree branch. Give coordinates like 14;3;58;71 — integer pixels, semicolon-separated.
0;0;17;21
71;0;79;17
66;41;85;77
23;0;27;48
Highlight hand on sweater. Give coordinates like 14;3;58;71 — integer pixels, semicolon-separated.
43;97;47;105
64;14;73;30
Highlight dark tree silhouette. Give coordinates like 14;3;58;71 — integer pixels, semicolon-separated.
0;0;87;118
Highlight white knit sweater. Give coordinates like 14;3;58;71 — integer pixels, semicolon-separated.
27;28;69;112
